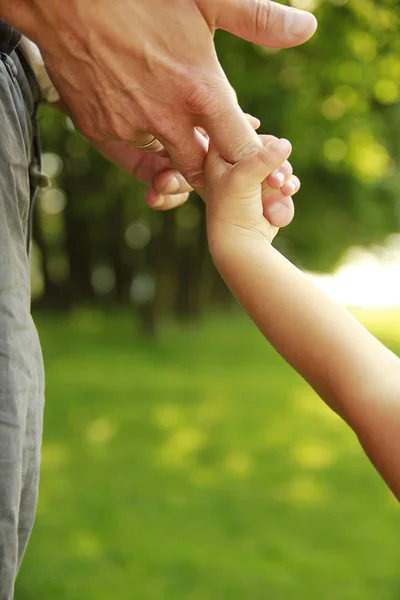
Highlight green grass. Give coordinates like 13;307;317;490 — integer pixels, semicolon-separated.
16;309;400;600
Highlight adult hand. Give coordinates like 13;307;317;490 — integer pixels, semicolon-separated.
12;0;317;190
97;140;300;229
94;118;299;228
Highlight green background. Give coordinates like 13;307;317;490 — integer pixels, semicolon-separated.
15;0;400;597
16;310;400;599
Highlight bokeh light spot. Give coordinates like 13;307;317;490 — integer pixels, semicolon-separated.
86;418;117;445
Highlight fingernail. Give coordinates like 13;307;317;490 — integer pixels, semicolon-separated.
287;9;317;37
164;175;180;194
272;170;285;186
150;195;165;208
285;181;296;195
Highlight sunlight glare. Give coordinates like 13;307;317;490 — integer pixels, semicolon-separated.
307;235;400;308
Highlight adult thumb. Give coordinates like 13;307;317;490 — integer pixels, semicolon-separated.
215;0;317;49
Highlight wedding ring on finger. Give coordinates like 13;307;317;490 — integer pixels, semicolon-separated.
134;136;158;149
130;135;164;153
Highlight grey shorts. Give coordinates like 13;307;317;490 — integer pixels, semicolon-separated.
0;48;45;599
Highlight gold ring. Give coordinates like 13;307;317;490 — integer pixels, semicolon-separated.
134;136;158;149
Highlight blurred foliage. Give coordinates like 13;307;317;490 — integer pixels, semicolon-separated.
233;0;400;269
34;0;400;327
16;309;400;599
21;3;400;594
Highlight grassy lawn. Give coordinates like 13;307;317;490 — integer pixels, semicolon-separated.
16;309;400;600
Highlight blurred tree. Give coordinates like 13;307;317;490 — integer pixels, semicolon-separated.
33;0;400;330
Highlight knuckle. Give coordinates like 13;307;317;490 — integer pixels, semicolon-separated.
146;111;169;136
79;111;135;143
184;79;225;116
185;167;205;190
106;113;136;142
253;0;272;32
238;143;262;165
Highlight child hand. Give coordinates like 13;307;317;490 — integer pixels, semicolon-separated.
263;155;300;228
144;118;299;231
205;135;296;243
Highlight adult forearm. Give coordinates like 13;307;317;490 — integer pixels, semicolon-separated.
210;229;400;497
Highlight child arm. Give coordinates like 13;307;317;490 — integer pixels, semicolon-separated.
206;141;400;500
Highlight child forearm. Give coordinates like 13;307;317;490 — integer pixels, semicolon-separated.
209;225;400;498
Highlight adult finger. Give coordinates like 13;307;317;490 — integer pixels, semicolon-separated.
129;133;166;155
145;188;190;211
245;114;261;130
159;124;209;190
215;0;318;49
194;76;263;166
153;169;193;195
92;138;174;183
156;109;261;194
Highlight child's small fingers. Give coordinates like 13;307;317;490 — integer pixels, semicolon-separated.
281;175;301;197
256;138;292;177
267;161;293;188
263;194;295;229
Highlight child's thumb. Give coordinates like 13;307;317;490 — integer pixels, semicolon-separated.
232;138;292;188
